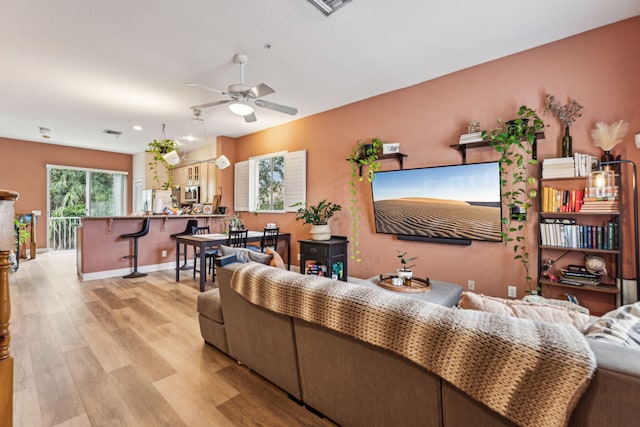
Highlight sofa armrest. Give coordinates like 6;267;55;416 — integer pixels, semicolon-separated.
215;254;237;267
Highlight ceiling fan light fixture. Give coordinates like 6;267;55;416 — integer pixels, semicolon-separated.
228;102;254;116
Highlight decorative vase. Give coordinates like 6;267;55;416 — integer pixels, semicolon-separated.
310;224;331;241
601;150;614;171
397;269;413;286
561;125;573;157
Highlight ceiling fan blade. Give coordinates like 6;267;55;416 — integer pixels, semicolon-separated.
254;99;298;115
244;113;257;123
190;99;232;109
185;82;225;94
248;83;275;99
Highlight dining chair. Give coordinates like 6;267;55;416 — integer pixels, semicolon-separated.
227;229;248;248
248;226;280;255
192;225;219;281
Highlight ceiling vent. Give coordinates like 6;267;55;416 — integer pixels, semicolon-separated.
103;129;122;137
307;0;352;16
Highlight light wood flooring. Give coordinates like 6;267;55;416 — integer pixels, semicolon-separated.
9;252;334;426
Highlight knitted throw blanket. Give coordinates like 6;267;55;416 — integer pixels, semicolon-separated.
230;263;596;427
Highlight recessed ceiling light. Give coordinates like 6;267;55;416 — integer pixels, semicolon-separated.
132;125;143;131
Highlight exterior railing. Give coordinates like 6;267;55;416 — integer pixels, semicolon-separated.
49;217;81;251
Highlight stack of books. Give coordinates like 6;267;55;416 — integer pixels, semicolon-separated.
458;132;484;144
559;265;601;287
542;157;575;178
580;194;619;213
305;260;327;276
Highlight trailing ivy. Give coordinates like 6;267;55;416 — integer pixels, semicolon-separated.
347;138;382;262
484;106;545;293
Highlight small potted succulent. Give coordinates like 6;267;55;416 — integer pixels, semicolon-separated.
292;199;342;240
396;250;417;285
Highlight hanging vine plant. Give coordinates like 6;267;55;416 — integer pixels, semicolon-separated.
484;105;545;293
146;124;177;190
347;138;382;262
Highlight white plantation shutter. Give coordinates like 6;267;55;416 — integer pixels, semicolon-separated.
284;150;306;211
234;160;250;211
234;150;306;213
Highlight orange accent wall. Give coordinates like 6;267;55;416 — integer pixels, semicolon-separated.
234;17;640;301
0;137;132;249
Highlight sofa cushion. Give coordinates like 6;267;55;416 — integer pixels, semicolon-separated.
584;301;640;347
220;245;273;265
459;292;590;330
197;288;224;323
523;294;590;315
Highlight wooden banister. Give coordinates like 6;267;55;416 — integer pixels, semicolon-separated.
0;189;18;427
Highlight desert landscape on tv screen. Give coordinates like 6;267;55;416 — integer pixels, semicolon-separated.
372;163;502;241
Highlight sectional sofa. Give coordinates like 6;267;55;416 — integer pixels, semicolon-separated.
198;259;640;427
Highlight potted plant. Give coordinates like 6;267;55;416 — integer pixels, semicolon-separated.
146;138;178;189
396;250;417;285
484;105;545;293
227;214;245;231
347;138;383;261
292;199;342;241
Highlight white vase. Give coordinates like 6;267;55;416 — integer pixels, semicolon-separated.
397;269;413;286
310;224;331;241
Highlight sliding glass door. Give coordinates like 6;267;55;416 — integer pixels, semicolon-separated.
47;165;127;251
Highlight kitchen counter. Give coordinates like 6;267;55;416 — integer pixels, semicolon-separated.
77;215;227;280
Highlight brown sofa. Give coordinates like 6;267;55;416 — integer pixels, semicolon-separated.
198;261;640;426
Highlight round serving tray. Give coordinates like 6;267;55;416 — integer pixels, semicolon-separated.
376;273;432;293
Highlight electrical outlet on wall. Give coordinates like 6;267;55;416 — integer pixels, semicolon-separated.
467;280;475;291
508;285;517;298
161;250;167;257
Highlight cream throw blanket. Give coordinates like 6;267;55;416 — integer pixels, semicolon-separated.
231;263;596;427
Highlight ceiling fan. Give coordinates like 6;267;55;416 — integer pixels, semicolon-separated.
187;53;298;123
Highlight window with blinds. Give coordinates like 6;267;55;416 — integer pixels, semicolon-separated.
234;150;306;212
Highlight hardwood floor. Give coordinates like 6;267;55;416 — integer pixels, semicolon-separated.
10;253;333;426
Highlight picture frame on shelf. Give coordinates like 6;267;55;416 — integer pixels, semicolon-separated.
203;204;213;215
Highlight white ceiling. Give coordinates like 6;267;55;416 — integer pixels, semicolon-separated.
1;0;639;155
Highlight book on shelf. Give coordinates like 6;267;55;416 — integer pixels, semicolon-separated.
541;187;584;213
541;153;598;178
539;219;618;250
458;132;484;144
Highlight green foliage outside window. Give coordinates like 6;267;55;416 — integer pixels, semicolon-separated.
256;155;285;211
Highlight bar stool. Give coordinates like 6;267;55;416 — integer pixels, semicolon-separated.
171;219;198;270
120;218;150;279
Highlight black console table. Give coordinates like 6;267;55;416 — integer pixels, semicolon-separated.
299;237;348;281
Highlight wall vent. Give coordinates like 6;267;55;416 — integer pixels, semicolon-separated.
103;129;122;137
307;0;352;16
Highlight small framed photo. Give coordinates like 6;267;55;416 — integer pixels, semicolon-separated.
192;203;203;214
203;204;213;215
382;142;400;154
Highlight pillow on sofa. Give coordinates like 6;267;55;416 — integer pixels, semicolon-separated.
523;294;590;315
264;247;286;269
459;292;590;330
584;302;640;348
220;245;273;265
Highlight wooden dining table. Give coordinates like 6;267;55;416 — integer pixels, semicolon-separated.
175;231;291;291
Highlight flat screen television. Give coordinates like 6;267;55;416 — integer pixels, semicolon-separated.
371;161;502;244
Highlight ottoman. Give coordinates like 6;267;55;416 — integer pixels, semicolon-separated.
352;276;464;307
197;288;229;354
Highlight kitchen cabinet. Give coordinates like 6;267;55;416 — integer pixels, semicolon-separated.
173;162;216;204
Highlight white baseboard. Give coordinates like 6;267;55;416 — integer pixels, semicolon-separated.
79;261;177;281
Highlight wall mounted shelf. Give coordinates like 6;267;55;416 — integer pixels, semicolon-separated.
449;132;545;164
347;153;408;176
